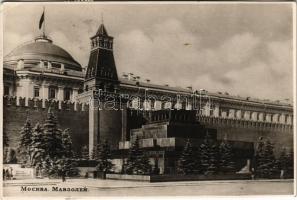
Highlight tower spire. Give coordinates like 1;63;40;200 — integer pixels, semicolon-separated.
101;13;104;24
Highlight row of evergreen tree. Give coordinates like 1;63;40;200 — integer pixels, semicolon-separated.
18;109;79;177
81;137;152;175
177;134;294;179
255;138;293;178
16;109;293;178
177;134;235;175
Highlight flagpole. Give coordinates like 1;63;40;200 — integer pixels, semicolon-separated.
43;6;45;37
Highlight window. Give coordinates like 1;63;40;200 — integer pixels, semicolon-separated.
49;87;56;99
52;63;61;69
64;88;72;101
34;87;40;97
4;85;9;96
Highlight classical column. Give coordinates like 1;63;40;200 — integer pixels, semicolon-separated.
47;61;52;69
57;86;64;101
41;84;49;108
186;103;192;111
72;88;78;102
16;96;20;106
61;64;65;71
121;104;127;141
73;88;79;110
17;59;24;70
213;104;220;117
58;86;64;109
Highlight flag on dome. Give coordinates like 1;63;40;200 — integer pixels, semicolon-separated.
39;11;44;29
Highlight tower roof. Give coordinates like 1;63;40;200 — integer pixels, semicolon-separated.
96;24;108;36
85;23;118;82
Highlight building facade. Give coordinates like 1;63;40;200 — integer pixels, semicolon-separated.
3;21;293;172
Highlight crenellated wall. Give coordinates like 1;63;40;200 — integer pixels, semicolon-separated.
3;96;89;158
197;115;293;156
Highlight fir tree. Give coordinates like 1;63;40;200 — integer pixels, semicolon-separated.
3;130;9;148
177;139;197;175
286;149;294;178
126;136;151;175
81;145;89;160
256;139;277;178
207;143;219;175
42;156;79;178
92;144;101;160
278;148;287;172
43;108;64;159
95;140;114;173
200;133;212;173
30;123;47;167
254;137;265;172
62;128;73;157
137;153;151;175
200;133;219;175
17;119;33;165
3;131;9;164
219;138;235;173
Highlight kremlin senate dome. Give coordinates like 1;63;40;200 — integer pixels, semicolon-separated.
4;35;82;72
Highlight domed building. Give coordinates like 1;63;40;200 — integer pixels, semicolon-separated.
3;35;84;105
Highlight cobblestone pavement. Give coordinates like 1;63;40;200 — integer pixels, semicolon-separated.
3;178;294;197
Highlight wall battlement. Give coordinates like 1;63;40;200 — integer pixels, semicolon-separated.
197;115;293;132
3;95;89;112
3;95;89;156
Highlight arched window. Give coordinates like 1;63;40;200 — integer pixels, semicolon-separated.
64;88;72;101
131;97;140;110
48;86;57;99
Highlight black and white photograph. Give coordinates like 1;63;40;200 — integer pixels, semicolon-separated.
1;2;295;197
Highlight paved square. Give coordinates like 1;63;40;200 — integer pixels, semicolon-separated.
3;179;294;196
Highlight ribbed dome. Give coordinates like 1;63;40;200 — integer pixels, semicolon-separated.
4;36;81;71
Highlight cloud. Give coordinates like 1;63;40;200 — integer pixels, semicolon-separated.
3;4;293;101
115;19;291;101
3;32;34;56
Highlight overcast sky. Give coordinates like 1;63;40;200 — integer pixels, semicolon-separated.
3;3;294;101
